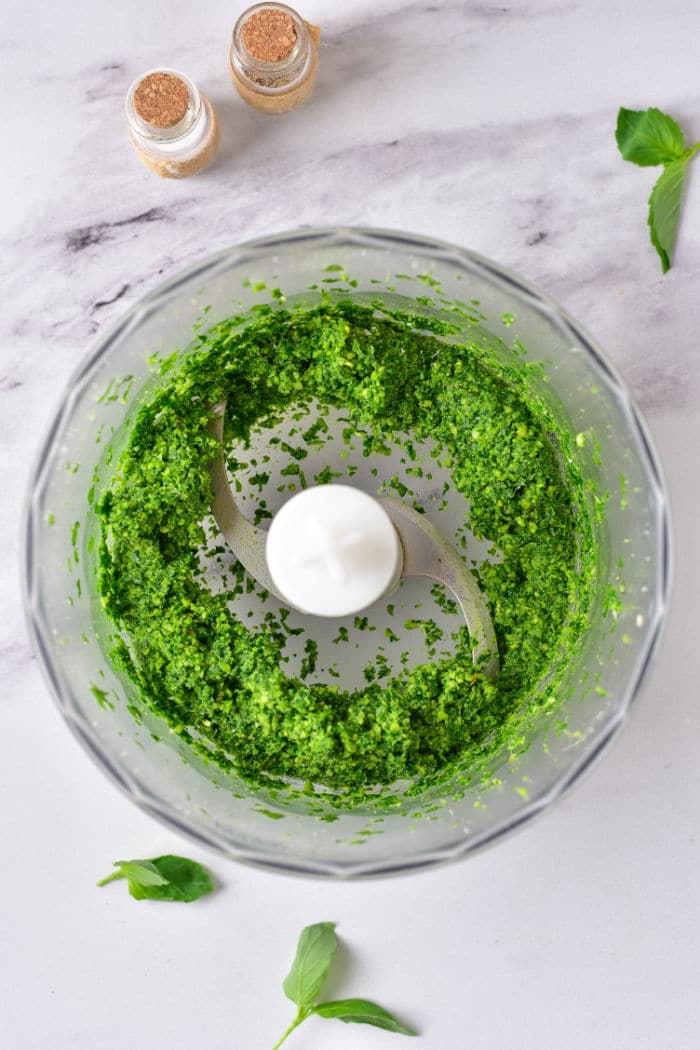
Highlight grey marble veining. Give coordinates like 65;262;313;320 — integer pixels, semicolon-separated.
3;1;700;1047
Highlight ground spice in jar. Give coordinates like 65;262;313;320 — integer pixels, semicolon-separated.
133;72;190;127
242;9;297;62
230;3;320;114
125;68;220;179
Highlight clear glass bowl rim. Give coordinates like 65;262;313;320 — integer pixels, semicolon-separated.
22;226;673;879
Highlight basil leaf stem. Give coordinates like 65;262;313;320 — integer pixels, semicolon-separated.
270;1008;310;1050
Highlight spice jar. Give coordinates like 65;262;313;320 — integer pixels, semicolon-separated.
229;3;320;114
125;69;219;178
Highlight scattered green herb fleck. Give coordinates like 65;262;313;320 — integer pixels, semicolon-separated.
90;684;114;711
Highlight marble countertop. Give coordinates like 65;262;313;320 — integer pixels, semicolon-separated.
3;1;700;1047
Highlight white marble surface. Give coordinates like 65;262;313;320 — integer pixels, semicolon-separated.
3;0;700;1047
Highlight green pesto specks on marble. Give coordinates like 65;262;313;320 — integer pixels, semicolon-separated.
96;298;595;804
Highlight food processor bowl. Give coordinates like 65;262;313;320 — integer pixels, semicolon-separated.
23;228;671;877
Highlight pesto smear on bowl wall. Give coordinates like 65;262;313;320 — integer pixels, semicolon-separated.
97;298;594;804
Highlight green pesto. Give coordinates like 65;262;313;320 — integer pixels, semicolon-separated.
97;300;594;802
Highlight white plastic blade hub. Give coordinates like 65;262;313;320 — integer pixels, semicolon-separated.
266;484;403;617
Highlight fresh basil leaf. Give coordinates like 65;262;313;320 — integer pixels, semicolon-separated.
129;855;214;901
648;158;687;273
97;854;214;902
97;859;167;887
117;860;169;886
616;107;686;166
282;922;337;1009
314;998;417;1036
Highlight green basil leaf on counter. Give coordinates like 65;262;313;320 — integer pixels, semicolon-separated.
96;859;167;887
648;158;687;273
272;922;418;1048
314;998;417;1035
616;105;700;272
282;921;337;1009
97;854;214;902
616;106;686;166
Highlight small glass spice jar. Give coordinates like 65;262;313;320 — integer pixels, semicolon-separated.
125;69;219;179
230;3;320;114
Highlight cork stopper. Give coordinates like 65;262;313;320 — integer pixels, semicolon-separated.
133;72;190;128
242;9;297;62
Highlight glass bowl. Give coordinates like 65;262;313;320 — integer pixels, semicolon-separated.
23;227;671;877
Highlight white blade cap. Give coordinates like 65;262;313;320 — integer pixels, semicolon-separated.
265;484;403;617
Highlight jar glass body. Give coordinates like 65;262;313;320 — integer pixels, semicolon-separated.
230;3;315;102
125;69;220;179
